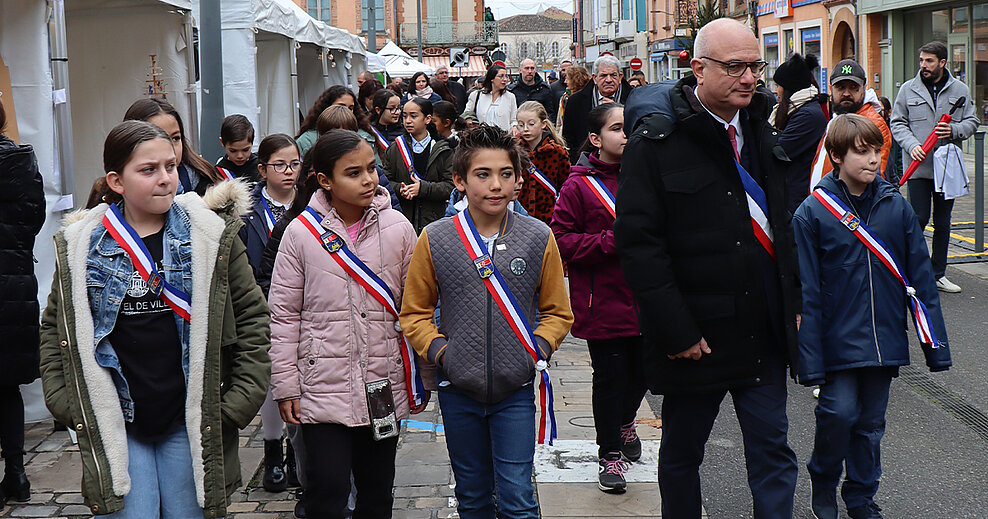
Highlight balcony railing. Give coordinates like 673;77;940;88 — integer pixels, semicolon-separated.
399;21;499;46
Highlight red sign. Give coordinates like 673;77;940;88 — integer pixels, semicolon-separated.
601;51;614;57
492;60;506;68
630;57;643;71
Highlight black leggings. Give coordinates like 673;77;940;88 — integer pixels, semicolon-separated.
587;336;647;457
301;423;398;519
0;385;25;469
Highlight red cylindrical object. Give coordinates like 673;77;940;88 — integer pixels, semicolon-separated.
898;113;952;186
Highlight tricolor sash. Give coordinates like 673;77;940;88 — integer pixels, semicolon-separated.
452;210;557;445
371;127;391;151
296;207;428;406
527;163;559;199
258;196;277;237
579;175;616;219
811;188;940;347
217;166;237;181
102;204;192;322
734;159;776;260
394;136;424;182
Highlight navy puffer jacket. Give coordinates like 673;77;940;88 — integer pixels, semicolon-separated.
793;173;951;385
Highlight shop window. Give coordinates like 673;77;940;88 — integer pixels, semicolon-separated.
783;29;794;58
764;33;780;89
975;3;988;122
801;27;822;87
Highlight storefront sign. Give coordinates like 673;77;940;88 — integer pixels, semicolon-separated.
764;33;779;47
650;39;684;53
774;0;792;18
801;27;821;42
821;67;827;94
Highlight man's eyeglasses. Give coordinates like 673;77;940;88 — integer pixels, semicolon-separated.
700;57;768;77
263;160;302;173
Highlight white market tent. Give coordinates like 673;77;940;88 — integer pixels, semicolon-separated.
377;40;434;78
222;0;367;141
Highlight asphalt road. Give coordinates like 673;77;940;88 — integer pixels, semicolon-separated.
644;266;988;518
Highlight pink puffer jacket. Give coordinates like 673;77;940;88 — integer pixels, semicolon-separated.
269;188;431;425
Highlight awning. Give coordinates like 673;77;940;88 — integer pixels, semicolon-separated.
422;55;488;77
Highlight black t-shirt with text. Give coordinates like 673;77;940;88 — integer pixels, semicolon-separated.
107;228;186;442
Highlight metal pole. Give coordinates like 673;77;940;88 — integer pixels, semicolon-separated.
976;131;984;254
290;40;300;136
199;0;224;163
368;0;378;52
416;0;423;61
182;11;200;153
48;0;76;206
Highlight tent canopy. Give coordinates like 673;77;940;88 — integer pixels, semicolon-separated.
254;0;365;54
377;40;433;78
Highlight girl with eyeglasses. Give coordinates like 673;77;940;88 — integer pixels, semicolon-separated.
372;89;406;146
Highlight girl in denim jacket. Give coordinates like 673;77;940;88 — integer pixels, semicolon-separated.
40;121;270;518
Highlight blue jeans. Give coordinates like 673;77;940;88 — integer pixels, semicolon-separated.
658;357;797;519
807;367;894;518
106;427;205;519
438;384;538;519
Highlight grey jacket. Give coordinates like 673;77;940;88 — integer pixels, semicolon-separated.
890;70;980;180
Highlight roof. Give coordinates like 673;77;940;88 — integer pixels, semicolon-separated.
497;13;571;33
540;7;573;19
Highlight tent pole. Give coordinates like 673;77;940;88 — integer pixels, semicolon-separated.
290;40;301;136
182;11;200;154
47;0;75;206
322;48;331;89
199;0;224;162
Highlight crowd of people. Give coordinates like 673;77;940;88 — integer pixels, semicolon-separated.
0;16;975;519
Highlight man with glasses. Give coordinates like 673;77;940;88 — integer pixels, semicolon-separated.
562;55;632;162
434;65;469;115
615;18;799;519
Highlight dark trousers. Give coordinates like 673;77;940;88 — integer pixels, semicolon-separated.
807;368;894;518
907;178;954;278
587;336;647;457
0;385;25;471
658;358;797;519
300;423;397;519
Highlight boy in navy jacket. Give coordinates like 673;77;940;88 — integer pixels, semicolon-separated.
793;113;951;519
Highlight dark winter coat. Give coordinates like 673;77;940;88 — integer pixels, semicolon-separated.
562;78;632;163
509;74;557;122
551;153;639;341
447;79;469;115
382;136;454;234
614;75;802;395
0;135;45;385
793;174;950;385
216;153;260;183
777;99;828;214
239;182;278;278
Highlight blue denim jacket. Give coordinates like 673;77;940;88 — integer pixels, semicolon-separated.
86;203;194;422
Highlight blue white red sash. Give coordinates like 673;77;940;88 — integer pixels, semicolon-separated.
734;159;776;260
394;136;424;182
452;210;557;445
579;175;616;219
296;207;428;406
217;166;237;181
812;188;940;347
258;195;277;237
371;127;391;151
528;163;558;198
101;204;192;322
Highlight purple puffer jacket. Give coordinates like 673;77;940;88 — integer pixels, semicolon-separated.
550;153;640;340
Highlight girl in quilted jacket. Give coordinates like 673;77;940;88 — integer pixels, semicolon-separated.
516;100;571;224
268;130;432;519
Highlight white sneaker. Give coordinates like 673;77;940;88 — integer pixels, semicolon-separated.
937;276;962;293
812;387;820;399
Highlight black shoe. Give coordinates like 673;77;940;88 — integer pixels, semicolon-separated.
285;437;300;488
294;488;306;518
597;453;628;493
619;421;642;462
262;439;288;493
0;471;30;503
847;502;884;519
809;482;837;519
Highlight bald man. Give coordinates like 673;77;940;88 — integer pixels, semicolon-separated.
615;18;799;518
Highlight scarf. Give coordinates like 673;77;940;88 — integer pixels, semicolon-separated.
768;85;819;127
414;86;435;99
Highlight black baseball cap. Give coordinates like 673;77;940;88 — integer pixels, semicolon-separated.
831;59;866;86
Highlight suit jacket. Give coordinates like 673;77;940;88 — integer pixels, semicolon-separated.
562;79;632;162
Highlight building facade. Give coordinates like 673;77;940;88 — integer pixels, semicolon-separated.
577;0;651;78
498;12;574;73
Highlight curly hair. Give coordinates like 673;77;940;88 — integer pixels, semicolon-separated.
452;123;524;180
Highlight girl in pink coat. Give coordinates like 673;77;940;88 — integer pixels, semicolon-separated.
268;129;432;519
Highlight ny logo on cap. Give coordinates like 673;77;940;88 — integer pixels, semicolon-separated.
842;65;853;75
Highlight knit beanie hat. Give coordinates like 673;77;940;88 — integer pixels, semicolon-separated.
773;53;818;93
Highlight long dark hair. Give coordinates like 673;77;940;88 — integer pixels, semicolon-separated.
431;77;457;105
482;65;506;94
358;79;384;114
297;85;355;138
579;103;624;156
99;120;174;205
124;98;220;183
405;97;438;138
409;72;429;95
372;89;399;125
287;130;366;220
257;133;299;165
